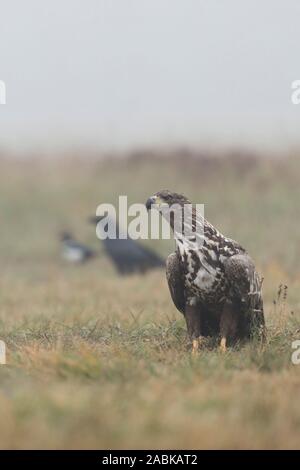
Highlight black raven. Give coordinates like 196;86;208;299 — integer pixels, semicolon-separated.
89;216;164;275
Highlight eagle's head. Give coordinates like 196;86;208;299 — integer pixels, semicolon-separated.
146;190;190;211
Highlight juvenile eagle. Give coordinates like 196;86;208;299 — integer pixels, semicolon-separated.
146;190;265;353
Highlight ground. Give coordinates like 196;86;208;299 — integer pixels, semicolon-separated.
0;151;299;449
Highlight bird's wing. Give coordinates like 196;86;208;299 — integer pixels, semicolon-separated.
166;252;185;315
224;253;265;337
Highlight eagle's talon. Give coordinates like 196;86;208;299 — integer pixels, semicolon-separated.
220;337;227;353
192;338;200;355
192;336;205;354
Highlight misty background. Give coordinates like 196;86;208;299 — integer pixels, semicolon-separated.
0;0;299;154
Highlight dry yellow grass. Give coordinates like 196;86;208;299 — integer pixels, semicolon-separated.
0;152;300;449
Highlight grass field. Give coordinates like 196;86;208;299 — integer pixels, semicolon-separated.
0;151;300;449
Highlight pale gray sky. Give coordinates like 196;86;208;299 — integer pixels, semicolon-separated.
0;0;299;153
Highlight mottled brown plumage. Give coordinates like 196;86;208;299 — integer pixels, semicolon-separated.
146;190;265;352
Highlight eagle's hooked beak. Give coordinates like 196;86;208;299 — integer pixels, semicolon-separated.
145;196;157;211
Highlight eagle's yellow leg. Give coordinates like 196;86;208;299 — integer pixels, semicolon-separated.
220;336;227;353
192;338;199;355
192;336;205;355
185;304;203;355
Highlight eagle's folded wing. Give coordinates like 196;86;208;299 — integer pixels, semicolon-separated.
166;252;185;315
224;253;265;339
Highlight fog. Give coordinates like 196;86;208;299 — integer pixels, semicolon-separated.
0;0;299;153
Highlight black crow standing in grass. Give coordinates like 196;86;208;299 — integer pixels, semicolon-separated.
89;216;164;275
